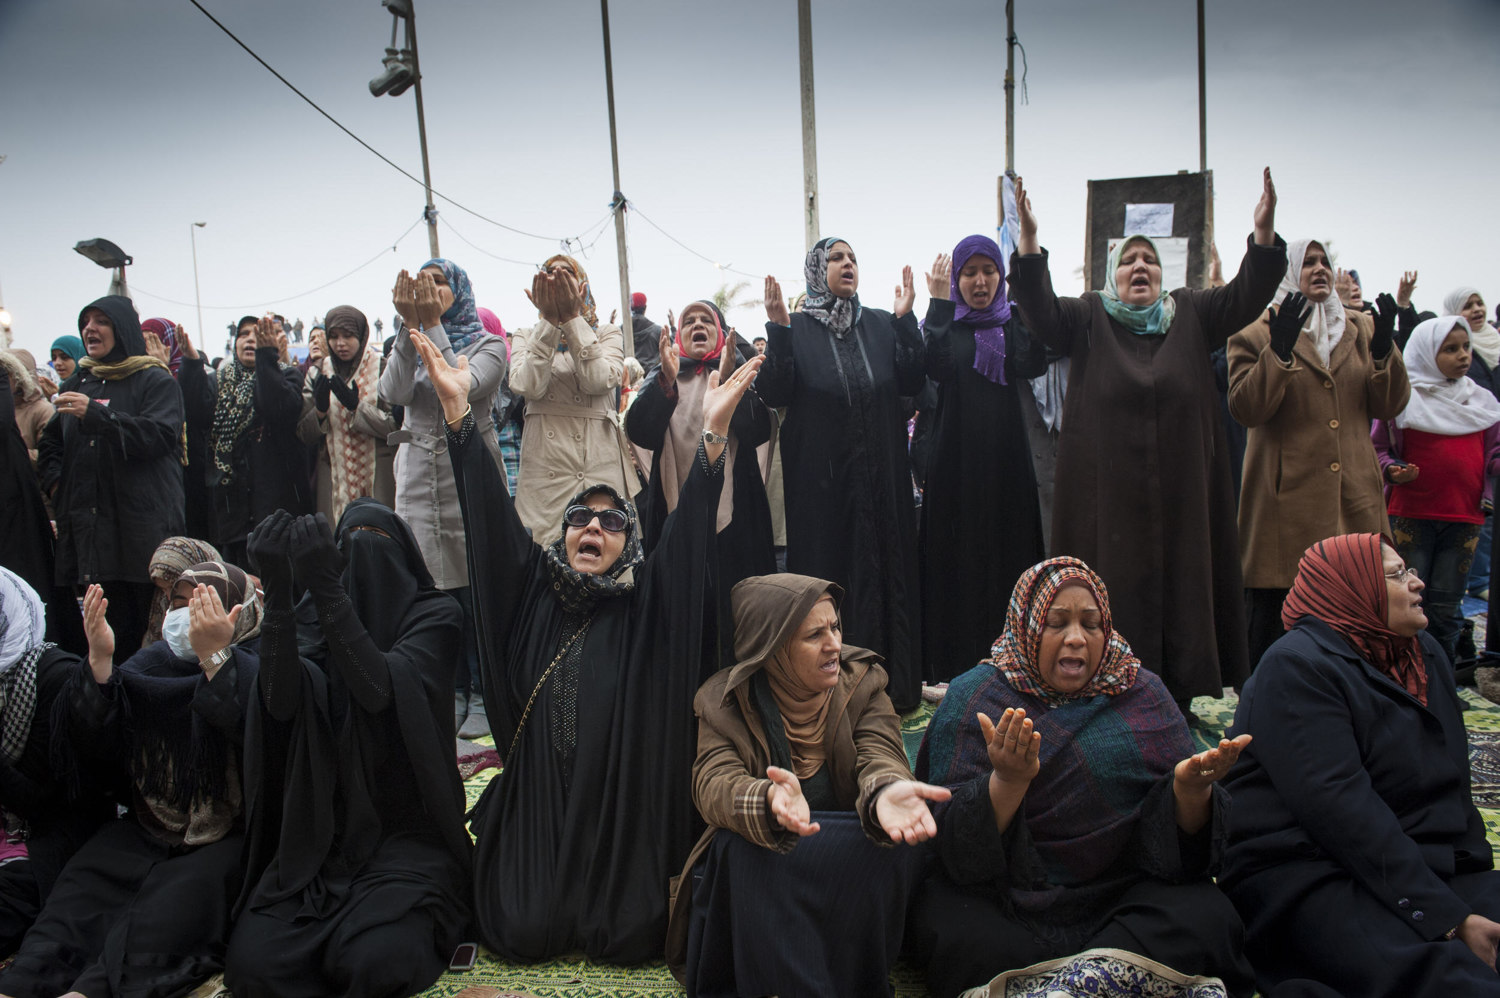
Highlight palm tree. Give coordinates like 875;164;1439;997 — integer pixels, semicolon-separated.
711;280;756;322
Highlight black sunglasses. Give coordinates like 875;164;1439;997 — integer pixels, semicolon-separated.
564;504;628;533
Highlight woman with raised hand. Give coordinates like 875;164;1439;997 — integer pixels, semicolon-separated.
411;329;762;962
300;305;395;522
1009;170;1287;713
667;573;949;997
626;299;775;654
379;258;508;740
919;237;1048;682
909;557;1255;998
759;238;927;710
1228;238;1410;669
0;561;260;998
225;503;468;998
508;254;635;546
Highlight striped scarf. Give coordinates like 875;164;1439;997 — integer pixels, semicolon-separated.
319;347;382;522
145;537;223;646
1282;533;1427;705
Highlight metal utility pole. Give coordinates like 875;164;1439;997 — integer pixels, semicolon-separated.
189;222;206;339
797;0;820;251
1197;0;1207;173
1005;0;1015;175
600;0;633;357
406;0;440;258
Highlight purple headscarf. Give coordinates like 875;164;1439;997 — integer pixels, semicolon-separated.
951;235;1012;385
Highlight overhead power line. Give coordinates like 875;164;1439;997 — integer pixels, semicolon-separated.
186;0;592;245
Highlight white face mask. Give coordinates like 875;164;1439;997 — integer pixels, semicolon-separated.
162;606;195;661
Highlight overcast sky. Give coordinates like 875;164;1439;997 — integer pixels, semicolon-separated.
2;0;1497;365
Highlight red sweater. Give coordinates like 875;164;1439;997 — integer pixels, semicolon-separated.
1388;428;1486;524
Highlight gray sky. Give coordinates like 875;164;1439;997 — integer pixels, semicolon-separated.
3;0;1497;365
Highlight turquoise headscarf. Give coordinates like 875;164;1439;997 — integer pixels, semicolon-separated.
50;335;85;362
1099;235;1176;337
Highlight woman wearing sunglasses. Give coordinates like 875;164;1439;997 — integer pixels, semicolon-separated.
410;332;763;963
1221;534;1500;996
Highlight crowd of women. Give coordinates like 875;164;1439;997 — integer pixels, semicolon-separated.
1;162;1499;997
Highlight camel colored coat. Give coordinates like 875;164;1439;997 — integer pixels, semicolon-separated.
1228;309;1411;589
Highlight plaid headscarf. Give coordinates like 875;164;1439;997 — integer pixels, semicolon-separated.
146;537;223;646
986;556;1140;708
1282;533;1427;705
140;318;184;375
800;236;862;337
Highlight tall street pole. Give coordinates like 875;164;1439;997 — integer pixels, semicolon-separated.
600;0;633;357
797;0;820;252
190;222;206;339
1197;0;1207;173
408;0;440;258
1005;0;1015;176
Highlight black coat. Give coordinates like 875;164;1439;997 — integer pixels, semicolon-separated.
180;351;311;561
625;368;775;662
757;307;927;710
918;300;1047;682
450;412;726;962
37;297;185;586
1222;619;1492;943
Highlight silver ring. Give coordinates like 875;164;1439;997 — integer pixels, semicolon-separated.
1199;768;1215;777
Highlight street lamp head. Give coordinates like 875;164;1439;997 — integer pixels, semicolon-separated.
382;0;412;17
193;222;207;228
369;47;415;97
73;238;132;269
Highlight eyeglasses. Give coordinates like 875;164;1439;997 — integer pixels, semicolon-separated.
1385;566;1419;584
564;505;627;533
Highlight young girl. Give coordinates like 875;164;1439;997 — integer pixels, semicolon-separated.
1373;315;1500;661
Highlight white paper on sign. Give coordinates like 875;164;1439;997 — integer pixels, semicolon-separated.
1108;237;1191;293
1123;203;1174;237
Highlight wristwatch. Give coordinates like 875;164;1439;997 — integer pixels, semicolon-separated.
200;647;232;672
702;429;730;446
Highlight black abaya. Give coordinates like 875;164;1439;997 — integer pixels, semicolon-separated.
227;500;470;998
918;299;1047;681
757;308;926;709
451;411;726;963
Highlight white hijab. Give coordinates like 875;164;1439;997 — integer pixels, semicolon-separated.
1444;286;1500;369
1396;315;1500;435
1273;239;1346;368
0;568;45;675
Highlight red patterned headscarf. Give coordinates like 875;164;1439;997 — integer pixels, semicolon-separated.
1281;533;1427;705
985;556;1141;707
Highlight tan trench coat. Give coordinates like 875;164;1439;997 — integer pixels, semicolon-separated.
1228;309;1411;589
509;316;634;546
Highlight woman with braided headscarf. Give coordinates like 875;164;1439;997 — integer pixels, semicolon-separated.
909;556;1254;998
759;238;928;710
0;569;110;959
1221;533;1500;997
0;561;261;998
180;315;311;568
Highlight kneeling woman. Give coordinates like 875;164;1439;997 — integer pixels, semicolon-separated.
910;557;1254;998
1221;534;1500;997
0;563;260;998
666;574;950;997
225;503;469;998
411;332;762;962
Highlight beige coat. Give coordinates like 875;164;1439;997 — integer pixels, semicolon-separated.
1;349;54;461
509;317;634;545
1228;309;1411;588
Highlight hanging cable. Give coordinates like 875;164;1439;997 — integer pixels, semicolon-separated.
186;0;597;244
627;203;763;280
132;217;422;310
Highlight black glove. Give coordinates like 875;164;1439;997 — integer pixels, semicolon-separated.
329;375;360;411
1268;292;1310;362
1371;293;1397;360
247;510;296;608
289;513;344;599
311;373;332;413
